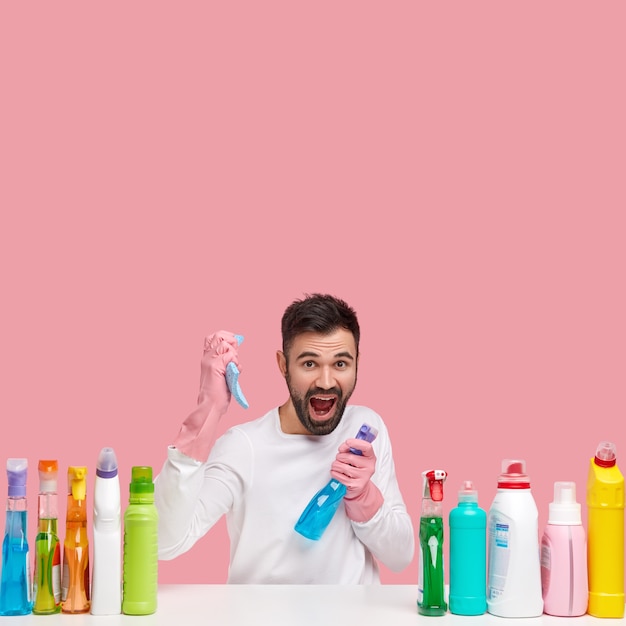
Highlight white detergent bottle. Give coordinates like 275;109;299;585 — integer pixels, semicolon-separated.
487;459;543;617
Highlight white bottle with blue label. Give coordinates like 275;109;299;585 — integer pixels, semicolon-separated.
487;459;543;618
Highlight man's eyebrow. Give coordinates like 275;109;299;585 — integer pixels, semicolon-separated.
295;351;355;361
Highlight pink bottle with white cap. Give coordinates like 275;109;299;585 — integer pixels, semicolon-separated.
540;481;588;616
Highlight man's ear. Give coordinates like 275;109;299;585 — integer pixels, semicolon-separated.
276;350;287;377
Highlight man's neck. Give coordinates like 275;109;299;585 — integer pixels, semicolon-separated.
277;400;308;435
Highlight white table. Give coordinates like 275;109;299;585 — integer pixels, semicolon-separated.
1;586;624;624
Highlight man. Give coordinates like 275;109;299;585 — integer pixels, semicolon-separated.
155;293;414;583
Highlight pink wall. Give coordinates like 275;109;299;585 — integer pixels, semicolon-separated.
1;2;625;585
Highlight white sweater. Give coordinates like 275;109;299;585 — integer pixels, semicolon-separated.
155;405;415;583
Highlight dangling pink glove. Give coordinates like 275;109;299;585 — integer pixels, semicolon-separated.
173;330;241;462
330;438;384;523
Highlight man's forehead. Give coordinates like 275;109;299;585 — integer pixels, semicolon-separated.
290;329;356;358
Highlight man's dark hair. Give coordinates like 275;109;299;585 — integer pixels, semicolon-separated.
281;293;360;357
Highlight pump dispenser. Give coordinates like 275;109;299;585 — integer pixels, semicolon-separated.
587;441;624;618
417;469;447;616
449;480;487;615
487;459;543;617
61;466;90;613
0;458;32;616
33;460;61;614
540;481;588;616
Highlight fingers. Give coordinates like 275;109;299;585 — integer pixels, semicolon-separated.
338;439;376;459
203;330;241;369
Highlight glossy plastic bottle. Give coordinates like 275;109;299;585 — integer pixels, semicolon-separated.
33;460;61;614
487;459;543;617
587;441;624;618
91;447;121;615
294;424;378;540
61;466;90;614
540;481;588;616
0;458;32;615
449;480;486;615
417;469;447;616
122;466;158;615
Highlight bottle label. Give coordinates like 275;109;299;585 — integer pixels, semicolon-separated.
488;518;511;600
52;543;62;603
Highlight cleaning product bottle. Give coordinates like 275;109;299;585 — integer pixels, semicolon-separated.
294;423;378;540
61;466;90;614
0;458;32;615
448;480;486;615
91;447;121;615
486;459;543;617
122;466;158;615
32;459;61;614
417;469;447;616
587;441;624;618
540;481;588;616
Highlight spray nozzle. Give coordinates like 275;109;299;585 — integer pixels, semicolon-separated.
68;466;88;501
422;469;447;501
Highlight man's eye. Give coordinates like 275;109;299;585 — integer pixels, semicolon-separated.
304;361;315;368
336;361;346;369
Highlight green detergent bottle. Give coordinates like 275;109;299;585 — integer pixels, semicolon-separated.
122;466;158;615
417;469;447;616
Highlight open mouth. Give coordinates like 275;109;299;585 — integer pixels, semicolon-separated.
309;395;337;419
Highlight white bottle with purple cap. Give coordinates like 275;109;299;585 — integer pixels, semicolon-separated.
91;447;121;615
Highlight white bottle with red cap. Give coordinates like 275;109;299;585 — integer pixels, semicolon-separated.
486;459;543;617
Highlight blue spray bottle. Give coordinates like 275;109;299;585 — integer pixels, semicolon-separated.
294;423;378;540
418;469;447;616
0;458;32;615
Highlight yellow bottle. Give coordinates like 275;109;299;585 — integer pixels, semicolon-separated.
587;441;624;618
61;467;90;614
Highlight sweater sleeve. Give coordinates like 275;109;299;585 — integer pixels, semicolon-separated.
154;428;250;560
350;426;415;572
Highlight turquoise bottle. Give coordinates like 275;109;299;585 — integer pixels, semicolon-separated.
0;458;32;616
417;469;447;616
122;466;158;615
449;480;487;615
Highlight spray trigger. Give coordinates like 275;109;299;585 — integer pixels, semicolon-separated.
425;470;446;501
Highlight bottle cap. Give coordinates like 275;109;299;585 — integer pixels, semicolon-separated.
7;458;28;498
130;466;154;495
38;459;58;493
96;447;119;478
594;441;617;468
497;459;531;489
548;481;581;525
458;480;478;503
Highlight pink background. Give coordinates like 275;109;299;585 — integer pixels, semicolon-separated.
1;2;625;585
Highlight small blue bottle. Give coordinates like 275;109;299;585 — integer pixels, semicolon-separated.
448;480;487;616
0;458;33;615
294;424;378;540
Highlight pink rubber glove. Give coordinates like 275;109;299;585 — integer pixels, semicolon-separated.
173;330;241;462
330;438;384;523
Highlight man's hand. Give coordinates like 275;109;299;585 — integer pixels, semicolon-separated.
331;438;384;523
173;330;241;462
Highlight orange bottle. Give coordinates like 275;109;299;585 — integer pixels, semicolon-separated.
61;467;90;614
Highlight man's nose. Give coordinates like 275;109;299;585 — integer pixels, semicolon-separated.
316;366;336;390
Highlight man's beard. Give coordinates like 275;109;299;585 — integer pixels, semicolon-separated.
285;374;356;436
